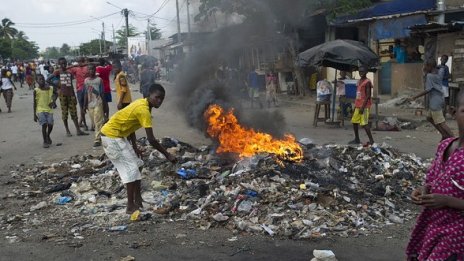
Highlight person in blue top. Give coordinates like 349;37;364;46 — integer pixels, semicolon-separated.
393;39;407;64
438;54;451;114
247;68;263;108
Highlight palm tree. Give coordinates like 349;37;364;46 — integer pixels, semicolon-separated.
0;18;18;40
16;31;28;41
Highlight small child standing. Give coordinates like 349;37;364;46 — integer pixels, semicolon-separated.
34;74;56;148
406;90;464;261
84;64;106;148
348;66;374;145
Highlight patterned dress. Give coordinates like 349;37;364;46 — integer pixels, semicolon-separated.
407;138;464;261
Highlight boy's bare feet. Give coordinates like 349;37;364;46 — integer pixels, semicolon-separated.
126;205;139;214
76;131;89;136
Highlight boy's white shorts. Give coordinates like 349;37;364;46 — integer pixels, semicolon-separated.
102;136;144;184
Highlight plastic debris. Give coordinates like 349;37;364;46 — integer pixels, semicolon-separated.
5;137;429;240
312;250;337;261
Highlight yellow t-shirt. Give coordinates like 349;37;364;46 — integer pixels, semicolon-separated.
35;87;54;113
115;71;132;104
101;98;152;138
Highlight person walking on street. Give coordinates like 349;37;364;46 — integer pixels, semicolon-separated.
48;57;88;137
84;64;106;148
265;70;278;108
1;69;17;113
348;66;374;146
100;83;176;214
114;62;132;110
139;61;156;98
408;59;453;141
96;58;112;121
33;74;56;148
68;57;90;130
438;54;451;116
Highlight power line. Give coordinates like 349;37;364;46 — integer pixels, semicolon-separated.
15;12;119;28
133;0;172;19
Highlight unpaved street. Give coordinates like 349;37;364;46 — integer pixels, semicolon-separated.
0;81;455;261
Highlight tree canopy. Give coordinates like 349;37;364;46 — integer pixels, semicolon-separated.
144;23;162;40
115;24;139;47
0;18;39;60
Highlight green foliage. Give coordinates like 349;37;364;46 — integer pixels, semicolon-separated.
0;18;18;40
0;38;11;59
42;46;61;59
115;24;139;47
79;39;112;56
11;39;39;60
60;43;71;56
144;23;162;40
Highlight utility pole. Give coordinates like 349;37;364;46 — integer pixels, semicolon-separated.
186;0;192;52
102;22;106;53
112;24;116;52
123;8;130;55
176;0;182;44
147;19;152;56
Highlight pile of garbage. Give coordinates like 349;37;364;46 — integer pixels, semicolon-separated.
379;95;423;109
1;138;429;240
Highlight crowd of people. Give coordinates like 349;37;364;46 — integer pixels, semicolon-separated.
1;53;463;260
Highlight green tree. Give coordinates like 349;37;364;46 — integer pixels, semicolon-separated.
12;40;39;60
0;18;18;40
115;24;139;47
60;43;71;56
144;23;162;40
0;38;11;59
79;39;113;55
42;47;61;59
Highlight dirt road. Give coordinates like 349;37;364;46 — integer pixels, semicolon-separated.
0;81;451;261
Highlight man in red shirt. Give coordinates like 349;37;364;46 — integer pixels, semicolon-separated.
349;66;374;145
96;58;112;121
68;57;89;130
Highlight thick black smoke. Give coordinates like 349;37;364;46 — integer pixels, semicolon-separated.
174;2;293;137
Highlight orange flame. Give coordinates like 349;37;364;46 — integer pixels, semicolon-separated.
205;104;303;162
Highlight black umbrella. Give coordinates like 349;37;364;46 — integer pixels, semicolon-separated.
297;40;379;123
135;55;158;65
297;39;379;71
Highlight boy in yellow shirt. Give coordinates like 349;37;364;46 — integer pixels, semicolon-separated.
33;74;57;148
113;62;132;110
101;83;176;214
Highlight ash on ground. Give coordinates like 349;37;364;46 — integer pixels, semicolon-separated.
1;138;429;243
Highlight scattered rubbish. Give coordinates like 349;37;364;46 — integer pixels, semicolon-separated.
5;137;429;240
6;235;20;243
109;225;128;232
55;196;73;205
261;224;275;236
312;249;337;261
176;168;197;179
119;256;135;261
130;210;141;221
299;138;314;145
227;236;238;242
30;201;48;211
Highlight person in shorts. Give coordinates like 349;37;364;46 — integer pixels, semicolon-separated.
48;57;88;137
348;66;374;145
101;84;176;214
409;59;453;140
34;74;57;148
68;57;89;130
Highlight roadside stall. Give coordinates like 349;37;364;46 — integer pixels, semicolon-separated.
297;39;380;127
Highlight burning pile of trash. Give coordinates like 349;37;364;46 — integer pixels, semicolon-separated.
1;139;429;240
1;105;429;241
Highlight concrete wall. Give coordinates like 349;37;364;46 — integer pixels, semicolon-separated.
391;63;423;96
436;32;464;82
446;0;464;9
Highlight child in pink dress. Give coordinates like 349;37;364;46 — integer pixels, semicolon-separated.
407;91;464;261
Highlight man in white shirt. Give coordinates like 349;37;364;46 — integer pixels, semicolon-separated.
11;64;18;82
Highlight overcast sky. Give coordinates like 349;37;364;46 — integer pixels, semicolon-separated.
0;0;197;51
